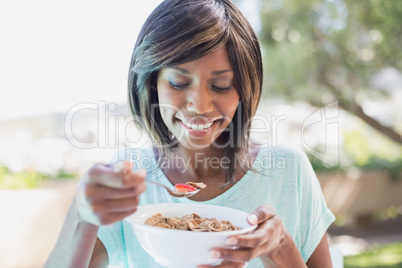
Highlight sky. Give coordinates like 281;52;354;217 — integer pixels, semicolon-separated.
0;0;163;121
0;0;262;122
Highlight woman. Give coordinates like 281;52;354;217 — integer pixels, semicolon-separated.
46;0;335;267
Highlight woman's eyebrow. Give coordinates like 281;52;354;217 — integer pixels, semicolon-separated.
169;66;190;74
211;69;232;76
168;66;232;76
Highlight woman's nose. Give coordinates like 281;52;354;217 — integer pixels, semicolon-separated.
187;86;213;114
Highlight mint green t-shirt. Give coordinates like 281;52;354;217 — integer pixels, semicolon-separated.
98;145;335;267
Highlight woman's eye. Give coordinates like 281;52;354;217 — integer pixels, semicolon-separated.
212;85;232;92
169;81;189;89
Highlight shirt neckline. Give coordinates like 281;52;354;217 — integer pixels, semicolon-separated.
147;145;266;204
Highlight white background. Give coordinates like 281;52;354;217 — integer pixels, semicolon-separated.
0;0;163;120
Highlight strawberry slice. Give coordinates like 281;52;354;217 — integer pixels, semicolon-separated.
175;183;198;193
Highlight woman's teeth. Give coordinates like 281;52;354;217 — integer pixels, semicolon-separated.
182;121;213;130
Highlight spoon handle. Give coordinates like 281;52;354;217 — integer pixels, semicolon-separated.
145;179;171;191
144;179;199;198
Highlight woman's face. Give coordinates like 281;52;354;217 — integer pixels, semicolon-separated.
156;46;240;150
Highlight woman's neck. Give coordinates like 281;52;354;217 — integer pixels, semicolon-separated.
152;140;261;185
155;145;227;182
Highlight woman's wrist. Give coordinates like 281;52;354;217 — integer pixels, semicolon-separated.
260;230;306;268
72;194;98;228
44;198;100;268
65;197;100;248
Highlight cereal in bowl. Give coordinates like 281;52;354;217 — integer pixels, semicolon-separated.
144;213;240;232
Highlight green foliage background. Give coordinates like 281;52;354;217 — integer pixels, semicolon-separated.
344;242;402;268
0;165;76;190
235;0;402;173
258;0;402;103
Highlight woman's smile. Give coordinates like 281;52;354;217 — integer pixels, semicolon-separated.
176;117;222;138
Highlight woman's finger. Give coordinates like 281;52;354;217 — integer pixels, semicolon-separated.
230;215;282;248
247;204;276;225
197;260;247;268
208;244;267;264
99;207;139;225
91;196;140;214
87;164;146;189
85;183;146;200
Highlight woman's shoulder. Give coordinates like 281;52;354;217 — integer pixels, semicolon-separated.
253;142;309;162
249;142;312;174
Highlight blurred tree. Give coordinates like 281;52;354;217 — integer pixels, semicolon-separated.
254;0;402;145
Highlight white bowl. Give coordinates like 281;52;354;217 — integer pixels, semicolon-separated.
125;203;257;268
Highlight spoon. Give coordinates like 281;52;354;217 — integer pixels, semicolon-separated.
145;179;200;198
107;162;200;198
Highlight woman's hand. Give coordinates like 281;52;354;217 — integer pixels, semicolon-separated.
75;161;146;226
198;204;306;268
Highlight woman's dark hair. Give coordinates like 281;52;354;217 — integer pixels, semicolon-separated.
128;0;262;184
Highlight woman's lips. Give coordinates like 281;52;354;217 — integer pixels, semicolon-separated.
177;119;219;137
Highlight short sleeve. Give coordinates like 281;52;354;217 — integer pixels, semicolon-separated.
295;149;335;261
